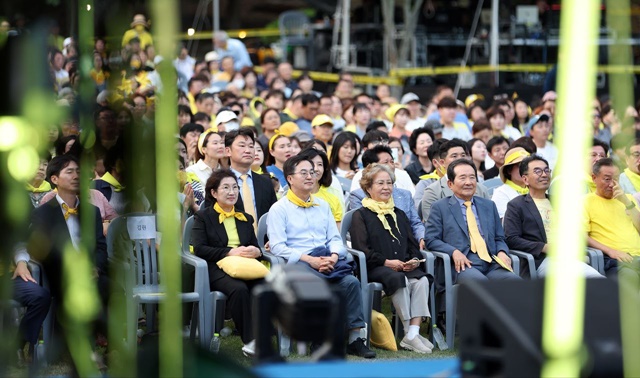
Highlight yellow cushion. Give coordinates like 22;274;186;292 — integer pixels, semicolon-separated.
370;309;397;351
216;256;269;280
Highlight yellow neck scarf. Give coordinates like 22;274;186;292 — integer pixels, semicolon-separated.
252;167;264;175
26;181;52;193
362;197;400;241
101;172;125;192
61;203;79;220
213;202;247;224
286;190;318;208
624;168;640;192
505;180;529;195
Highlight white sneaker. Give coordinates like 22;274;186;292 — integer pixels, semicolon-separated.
400;335;432;354
242;340;256;357
417;334;434;350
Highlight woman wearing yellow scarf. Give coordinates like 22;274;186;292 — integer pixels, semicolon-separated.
191;169;263;357
26;156;53;207
349;163;433;354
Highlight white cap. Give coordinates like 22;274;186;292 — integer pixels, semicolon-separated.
214;110;239;128
400;92;420;104
204;51;219;63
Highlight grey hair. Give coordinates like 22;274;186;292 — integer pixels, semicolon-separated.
213;30;228;42
359;163;395;196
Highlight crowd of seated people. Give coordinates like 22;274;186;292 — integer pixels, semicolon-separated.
7;14;640;368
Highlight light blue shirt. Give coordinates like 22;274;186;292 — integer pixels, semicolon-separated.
453;195;484;237
230;167;257;216
268;195;346;264
427;112;471;130
216;38;253;71
295;118;312;133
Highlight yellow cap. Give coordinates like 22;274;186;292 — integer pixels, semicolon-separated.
384;104;409;122
465;94;485;108
311;114;334;128
278;121;299;136
499;147;530;183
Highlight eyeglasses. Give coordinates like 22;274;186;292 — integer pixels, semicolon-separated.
370;140;389;147
630;152;640;159
530;167;552;176
218;185;239;193
293;170;317;178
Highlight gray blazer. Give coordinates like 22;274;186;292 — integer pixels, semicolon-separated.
421;176;491;222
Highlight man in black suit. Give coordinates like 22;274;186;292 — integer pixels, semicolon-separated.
25;155;108;359
224;128;278;231
503;155;602;278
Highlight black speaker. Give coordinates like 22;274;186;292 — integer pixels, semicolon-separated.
458;279;623;377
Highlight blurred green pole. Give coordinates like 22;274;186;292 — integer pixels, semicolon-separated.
606;0;634;133
542;0;600;376
606;2;640;375
151;0;183;376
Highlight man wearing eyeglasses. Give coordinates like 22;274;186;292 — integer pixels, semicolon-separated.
504;155;603;278
267;154;376;359
619;138;640;195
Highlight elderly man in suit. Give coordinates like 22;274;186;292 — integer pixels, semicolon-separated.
421;139;490;222
425;159;519;283
504;155;603;278
222;128;278;232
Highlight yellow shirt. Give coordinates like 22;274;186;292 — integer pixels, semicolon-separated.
187;93;198;115
532;198;553;243
222;217;241;248
584;193;640;256
121;29;154;49
315;186;343;222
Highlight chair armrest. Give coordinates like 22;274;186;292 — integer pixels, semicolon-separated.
420;250;436;276
586;248;605;275
511;254;520;276
261;250;280;266
346;248;369;286
182;253;210;295
428;250;453;291
509;250;537;278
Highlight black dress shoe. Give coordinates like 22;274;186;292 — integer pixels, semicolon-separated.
346;338;376;359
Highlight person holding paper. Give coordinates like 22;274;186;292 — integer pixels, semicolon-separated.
191;169;263;357
425;159;519;284
350;163;433;354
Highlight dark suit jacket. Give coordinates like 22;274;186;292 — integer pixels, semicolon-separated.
191;206;259;272
202;171;277;221
425;195;509;258
503;194;548;269
27;198;107;296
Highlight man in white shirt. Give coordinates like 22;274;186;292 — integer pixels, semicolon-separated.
438;97;472;141
268;154;376;359
401;92;427;132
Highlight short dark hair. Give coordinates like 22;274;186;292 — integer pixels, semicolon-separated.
366;120;387;133
352;103;370;115
486;136;510;154
46;154;79;184
409;127;435;154
307;139;327;152
283;154;315;187
362;129;389;148
388;136;404;154
593;157;615;176
592;138;610;154
428;138;448;161
471;119;491;134
193;112;211;122
447;158;477;182
300;93;319;106
265;89;285;101
298;147;332;187
180;123;205;138
519;154;549;176
188;75;206;89
224;127;255;147
204;169;238;204
195;92;215;102
362;145;393;168
511;137;537;154
260;107;280;124
438;138;469;160
438;96;457;109
485;106;505;120
55;135;78;157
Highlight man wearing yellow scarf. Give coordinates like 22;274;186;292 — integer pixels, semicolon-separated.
619;138;640;195
267;155;376;359
492;147;530;219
